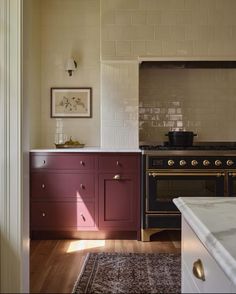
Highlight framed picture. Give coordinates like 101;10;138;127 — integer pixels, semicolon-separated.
51;87;92;118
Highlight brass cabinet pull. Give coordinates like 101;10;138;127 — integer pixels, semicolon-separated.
81;214;86;222
148;172;225;177
116;161;120;166
192;259;205;281
42;184;45;189
113;174;121;180
43;160;46;165
80;161;84;166
80;184;84;189
42;212;46;217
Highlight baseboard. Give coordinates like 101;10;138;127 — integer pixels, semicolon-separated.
30;230;138;240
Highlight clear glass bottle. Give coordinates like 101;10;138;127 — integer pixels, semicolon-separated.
54;119;67;145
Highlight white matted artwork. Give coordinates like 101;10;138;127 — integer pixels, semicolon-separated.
51;87;92;118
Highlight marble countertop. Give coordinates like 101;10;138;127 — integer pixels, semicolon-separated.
173;197;236;286
30;147;141;153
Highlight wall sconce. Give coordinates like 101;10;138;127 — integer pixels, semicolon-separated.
65;58;77;76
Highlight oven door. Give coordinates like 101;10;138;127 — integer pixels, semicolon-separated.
146;171;225;212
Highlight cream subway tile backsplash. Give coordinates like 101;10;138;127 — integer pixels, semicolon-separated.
116;41;132;57
115;10;132;25
101;62;139;148
131;11;147;25
139;67;236;142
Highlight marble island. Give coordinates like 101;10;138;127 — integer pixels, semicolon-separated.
174;197;236;293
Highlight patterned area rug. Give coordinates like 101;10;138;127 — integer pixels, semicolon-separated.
72;252;181;293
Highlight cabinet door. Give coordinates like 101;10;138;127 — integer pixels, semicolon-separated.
99;174;138;230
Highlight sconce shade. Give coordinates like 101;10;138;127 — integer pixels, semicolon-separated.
65;58;77;76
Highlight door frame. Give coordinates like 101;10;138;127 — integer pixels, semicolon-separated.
0;0;29;292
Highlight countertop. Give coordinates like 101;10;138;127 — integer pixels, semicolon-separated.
30;147;141;153
173;197;236;286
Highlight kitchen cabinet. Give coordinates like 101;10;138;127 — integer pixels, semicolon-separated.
182;218;235;293
30;152;140;239
174;197;236;294
99;173;138;229
30;153;98;235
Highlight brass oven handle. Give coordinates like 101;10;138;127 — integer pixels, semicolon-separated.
192;259;205;281
148;172;225;177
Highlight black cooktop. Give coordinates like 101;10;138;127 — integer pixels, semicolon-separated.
140;143;236;151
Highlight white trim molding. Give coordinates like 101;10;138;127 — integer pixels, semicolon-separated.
0;0;28;292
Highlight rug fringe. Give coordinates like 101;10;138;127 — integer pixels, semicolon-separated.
71;253;90;293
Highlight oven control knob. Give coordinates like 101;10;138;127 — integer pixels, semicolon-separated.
203;160;210;166
215;160;222;166
191;160;198;166
227;160;234;166
168;160;175;166
179;160;187;166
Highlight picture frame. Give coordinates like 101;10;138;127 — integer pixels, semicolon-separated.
50;87;92;118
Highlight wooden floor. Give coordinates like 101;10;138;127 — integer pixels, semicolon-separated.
30;231;181;293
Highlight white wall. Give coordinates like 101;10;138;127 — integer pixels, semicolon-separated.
23;0;41;149
40;0;101;147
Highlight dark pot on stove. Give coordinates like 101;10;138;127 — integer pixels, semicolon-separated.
165;131;197;147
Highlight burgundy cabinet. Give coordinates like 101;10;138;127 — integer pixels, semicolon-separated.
30;152;140;239
31;201;96;230
31;172;95;200
99;174;138;230
98;155;139;172
31;154;95;170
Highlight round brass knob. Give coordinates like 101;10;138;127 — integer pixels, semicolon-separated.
168;160;175;166
191;160;198;166
42;212;46;217
227;160;234;166
215;160;222;166
42;184;45;189
203;160;210;166
180;160;187;166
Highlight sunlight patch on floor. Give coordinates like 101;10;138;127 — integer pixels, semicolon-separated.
67;240;106;253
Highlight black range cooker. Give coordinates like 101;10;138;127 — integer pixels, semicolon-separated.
140;143;236;241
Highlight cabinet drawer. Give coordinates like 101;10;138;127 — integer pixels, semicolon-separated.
182;218;232;293
145;214;181;229
31;201;96;230
98;155;139;172
31;154;95;170
31;173;95;200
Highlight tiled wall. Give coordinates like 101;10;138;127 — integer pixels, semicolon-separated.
101;62;139;148
139;66;236;142
101;0;236;59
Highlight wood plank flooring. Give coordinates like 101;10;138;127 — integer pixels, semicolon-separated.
30;231;181;293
